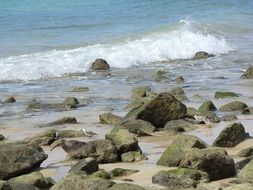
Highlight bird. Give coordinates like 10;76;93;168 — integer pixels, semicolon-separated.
50;139;87;154
82;128;97;138
193;115;212;127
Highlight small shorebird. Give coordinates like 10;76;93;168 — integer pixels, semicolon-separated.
194;115;212;127
50;139;86;154
82;128;97;138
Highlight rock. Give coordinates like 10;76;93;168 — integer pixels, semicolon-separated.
157;135;207;167
70;140;118;163
235;156;253;171
28;137;56;146
108;183;145;190
220;115;238;121
0;180;12;190
238;146;253;157
164;119;197;133
214;91;239;99
8;172;54;189
241;66;253;79
187;107;220;123
193;51;213;59
99;113;123;126
131;86;152;100
62;97;79;108
110;168;139;177
196;181;228;190
58;130;84;138
70;87;89;92
175;76;184;83
120;120;156;136
179;148;236;180
130;93;187;128
152;168;209;189
168;87;188;102
4;97;16;103
0;143;47;180
90;169;111;179
199;101;217;112
106;129;141;154
212;123;247;147
5;182;39;190
121;151;145;162
223;183;253;190
90;59;110;71
41;117;77;127
238;159;253;183
51;174;114;190
219;101;248;112
0;134;4;141
69;157;99;175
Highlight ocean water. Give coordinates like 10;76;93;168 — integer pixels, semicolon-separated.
0;0;253;81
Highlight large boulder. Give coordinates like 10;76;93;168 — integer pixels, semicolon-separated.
152;168;209;189
105;129;141;154
238;146;253;157
128;93;187;128
51;174;114;190
238;159;253;183
120;120;156;136
212;123;247;147
69;157;99;175
193;51;213;59
108;183;145;190
199;101;217;112
214;91;239;99
0;143;47;180
179;148;236;181
8;172;54;189
90;59;110;71
219;101;248;112
241;66;253;79
70;140;118;163
99;113;123;126
157;135;207;167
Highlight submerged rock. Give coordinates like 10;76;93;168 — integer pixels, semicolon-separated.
152;168;209;189
193;51;214;59
238;159;253;183
199;100;217;112
212;123;247;147
179;148;235;181
238;146;253;157
0;143;47;180
219;101;248;112
70;140;118;163
70;87;89;92
110;168;139;177
90;59;110;71
131;86;152;100
157;135;207;167
99;113;123;126
62;97;79;107
4;97;16;103
241;66;253;79
214;91;239;99
175;76;184;83
130;93;187;128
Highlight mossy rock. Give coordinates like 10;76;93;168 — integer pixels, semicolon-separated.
175;76;184;83
121;151;145;162
212;123;247;147
241;66;253;79
238;146;253;157
168;87;188;101
214;91;239;99
193;51;214;59
110;168;139;177
90;169;111;179
219;101;248;112
90;59;110;71
131;86;152;100
157;135;207;167
105;129;141;154
70;87;89;92
220;115;238;121
164;119;197;133
152;168;209;188
199;100;217;112
108;183;145;190
99;113;123;126
179;148;235;181
238;159;253;183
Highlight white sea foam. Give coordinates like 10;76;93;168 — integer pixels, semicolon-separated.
0;21;233;81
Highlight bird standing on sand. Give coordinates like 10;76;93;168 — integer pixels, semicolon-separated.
194;115;212;127
50;139;86;154
82;128;97;138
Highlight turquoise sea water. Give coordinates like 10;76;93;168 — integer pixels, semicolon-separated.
0;0;253;81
